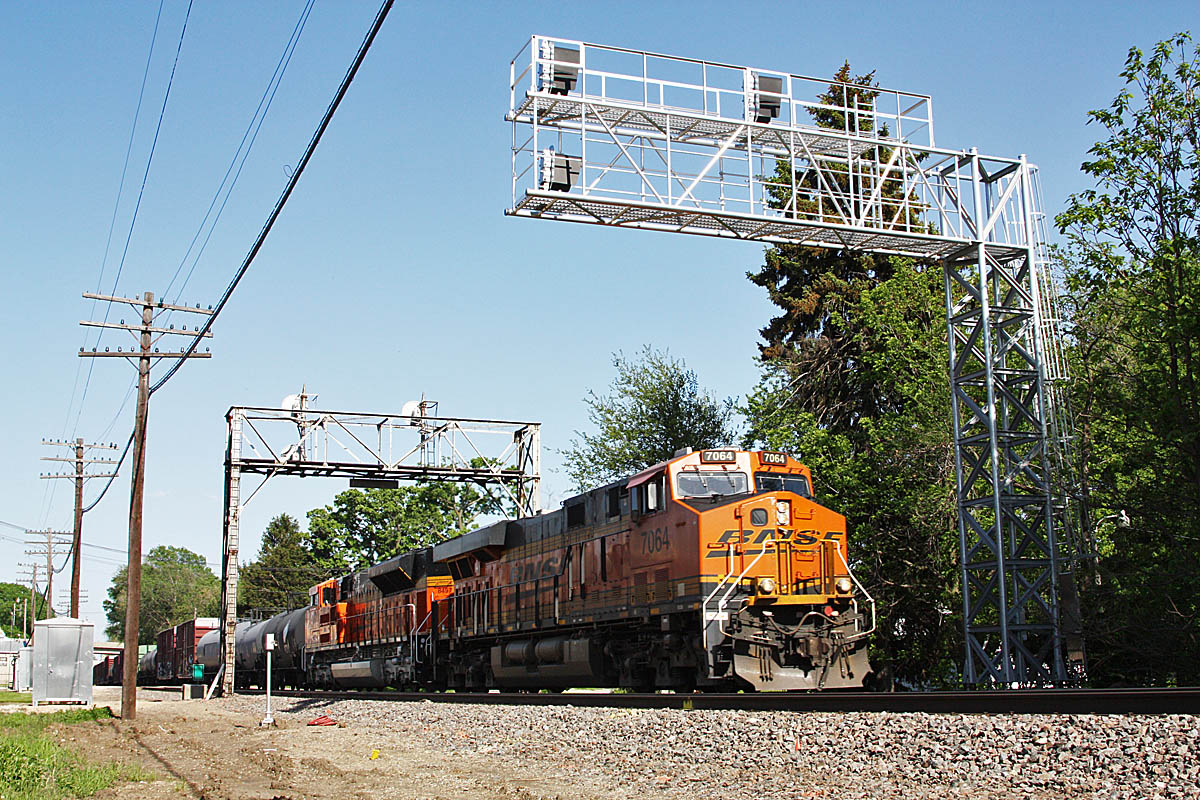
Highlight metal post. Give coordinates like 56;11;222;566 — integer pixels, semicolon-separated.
261;632;274;726
122;291;154;721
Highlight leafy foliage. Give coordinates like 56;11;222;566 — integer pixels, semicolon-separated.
305;478;502;573
103;546;219;644
744;260;960;686
0;581;50;639
1056;33;1200;686
238;514;327;615
742;62;961;686
562;346;738;489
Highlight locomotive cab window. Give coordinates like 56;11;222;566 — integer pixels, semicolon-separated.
755;472;812;498
676;470;749;499
566;500;586;529
321;586;336;606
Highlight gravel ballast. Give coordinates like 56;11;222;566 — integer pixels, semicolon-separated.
222;694;1200;799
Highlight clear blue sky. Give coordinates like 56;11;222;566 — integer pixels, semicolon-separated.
1;1;1196;634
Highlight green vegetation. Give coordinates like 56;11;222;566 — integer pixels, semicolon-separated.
562;346;738;489
0;707;154;799
103;546;219;644
0;692;32;704
305;464;507;573
239;513;327;615
0;581;51;639
738;35;1200;686
1056;32;1200;686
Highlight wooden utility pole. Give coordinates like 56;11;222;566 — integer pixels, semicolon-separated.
41;438;119;617
17;564;37;634
25;530;71;615
80;290;212;720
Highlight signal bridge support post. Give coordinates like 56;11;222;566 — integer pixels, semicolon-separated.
506;36;1083;685
219;402;541;697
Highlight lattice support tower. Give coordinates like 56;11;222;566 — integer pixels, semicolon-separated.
220;400;541;695
506;35;1083;685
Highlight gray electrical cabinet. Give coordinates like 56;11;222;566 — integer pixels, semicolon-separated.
32;618;93;706
15;646;33;692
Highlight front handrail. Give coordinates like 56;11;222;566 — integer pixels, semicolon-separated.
834;546;877;642
701;538;780;657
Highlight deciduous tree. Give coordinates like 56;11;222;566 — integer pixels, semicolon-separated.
305;479;502;573
1056;32;1200;685
103;546;219;644
562;346;737;489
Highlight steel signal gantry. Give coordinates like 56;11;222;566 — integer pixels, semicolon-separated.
218;397;541;696
506;35;1084;686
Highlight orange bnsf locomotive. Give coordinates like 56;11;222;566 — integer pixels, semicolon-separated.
238;448;874;692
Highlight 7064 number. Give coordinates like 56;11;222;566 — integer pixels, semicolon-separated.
641;527;669;555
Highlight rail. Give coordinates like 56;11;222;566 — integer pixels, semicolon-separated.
238;686;1200;715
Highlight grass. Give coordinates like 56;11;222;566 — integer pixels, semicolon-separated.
0;707;156;799
0;693;31;704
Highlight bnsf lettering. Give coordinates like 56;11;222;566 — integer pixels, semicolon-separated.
510;556;561;582
707;529;842;556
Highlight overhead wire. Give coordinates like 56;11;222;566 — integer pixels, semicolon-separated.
150;0;396;396
75;0;337;516
162;0;317;305
59;0;167;454
49;1;190;526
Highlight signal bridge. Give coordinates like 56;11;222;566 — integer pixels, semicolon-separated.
507;35;1082;686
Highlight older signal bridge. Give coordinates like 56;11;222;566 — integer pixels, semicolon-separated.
506;35;1083;686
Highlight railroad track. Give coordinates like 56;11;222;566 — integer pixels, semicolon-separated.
236;687;1200;715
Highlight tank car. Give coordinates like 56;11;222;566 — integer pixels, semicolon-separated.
137;647;158;685
233;610;305;688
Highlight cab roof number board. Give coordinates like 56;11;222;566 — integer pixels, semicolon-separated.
759;451;788;466
700;450;737;464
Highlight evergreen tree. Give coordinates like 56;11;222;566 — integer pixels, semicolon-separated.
743;64;959;686
239;513;327;614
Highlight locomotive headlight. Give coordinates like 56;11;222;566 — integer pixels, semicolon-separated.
758;577;777;595
775;500;791;525
836;578;853;594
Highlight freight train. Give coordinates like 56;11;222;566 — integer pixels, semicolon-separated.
124;449;876;692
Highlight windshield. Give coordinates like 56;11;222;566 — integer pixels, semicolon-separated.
675;470;749;498
755;472;811;498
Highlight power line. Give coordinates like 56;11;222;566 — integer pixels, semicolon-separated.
163;0;317;304
56;0;167;486
152;0;396;397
